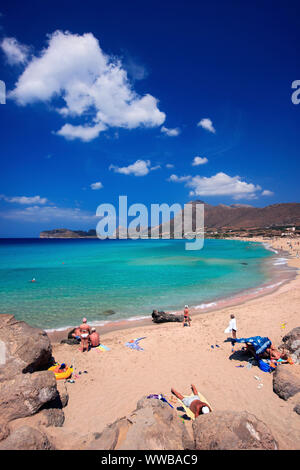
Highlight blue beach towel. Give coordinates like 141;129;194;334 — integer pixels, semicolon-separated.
233;336;271;356
125;337;146;351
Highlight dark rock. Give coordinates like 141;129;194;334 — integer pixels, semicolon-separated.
88;396;192;450
273;365;300;400
279;327;300;365
152;310;184;324
0;425;54;450
102;310;116;316
192;410;278;450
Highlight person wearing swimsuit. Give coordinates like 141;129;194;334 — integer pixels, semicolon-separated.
183;305;191;327
79;317;91;352
171;384;211;418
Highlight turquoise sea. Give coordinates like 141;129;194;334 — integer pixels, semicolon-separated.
0;238;275;330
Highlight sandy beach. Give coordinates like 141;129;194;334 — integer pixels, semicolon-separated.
47;237;300;450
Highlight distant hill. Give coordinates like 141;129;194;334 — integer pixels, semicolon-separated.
39;202;300;238
40;228;97;238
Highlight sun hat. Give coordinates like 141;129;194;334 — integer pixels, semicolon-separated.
202;406;210;414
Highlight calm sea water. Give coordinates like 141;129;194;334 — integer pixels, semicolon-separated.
0;238;274;330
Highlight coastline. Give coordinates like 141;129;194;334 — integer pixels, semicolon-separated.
47;237;297;344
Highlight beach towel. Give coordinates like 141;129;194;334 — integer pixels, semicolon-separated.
95;344;110;352
176;391;213;421
125;337;146;351
233;336;271;356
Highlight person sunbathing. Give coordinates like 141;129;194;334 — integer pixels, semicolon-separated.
171;384;211;417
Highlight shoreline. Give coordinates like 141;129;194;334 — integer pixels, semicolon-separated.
47;238;297;344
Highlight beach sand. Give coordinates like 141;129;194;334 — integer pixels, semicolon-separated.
47;237;300;450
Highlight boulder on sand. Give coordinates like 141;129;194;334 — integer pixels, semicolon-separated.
88;396;192;450
273;365;300;401
279;327;300;365
0;314;52;381
192;410;278;450
152;310;184;324
0;425;54;450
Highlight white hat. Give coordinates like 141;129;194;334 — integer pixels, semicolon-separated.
202;406;210;414
185;305;188;308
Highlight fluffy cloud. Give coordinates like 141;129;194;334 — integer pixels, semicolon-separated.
168;172;263;200
165;163;175;168
167;174;191;183
109;159;153;176
261;190;274;196
0;194;47;204
160;126;181;137
90;181;103;190
192;156;208;166
186;173;261;199
197;118;216;133
1;37;30;65
8;30;166;141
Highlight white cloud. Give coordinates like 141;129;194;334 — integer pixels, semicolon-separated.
192;156;208;166
55;123;106;142
0;194;48;204
261;190;274;196
167;174;191;183
90;181;103;190
109;159;153;176
197;118;216;134
0;205;97;223
1;37;30;65
186;172;261;200
160;126;181;137
9;31;166;141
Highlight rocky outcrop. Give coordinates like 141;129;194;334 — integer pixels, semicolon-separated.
88;397;192;450
279;327;300;365
0;314;52;381
192;410;278;450
0;314;63;449
152;310;184;324
273;365;300;401
0;425;54;450
86;397;278;451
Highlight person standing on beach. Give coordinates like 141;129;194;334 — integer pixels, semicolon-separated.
79;317;91;352
225;314;237;351
183;305;191;327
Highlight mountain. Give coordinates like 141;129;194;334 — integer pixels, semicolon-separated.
39;202;300;238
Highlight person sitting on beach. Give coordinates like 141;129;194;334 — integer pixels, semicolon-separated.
171;384;211;418
71;326;81;341
183;305;191;327
265;343;288;361
89;327;100;347
79;317;91;352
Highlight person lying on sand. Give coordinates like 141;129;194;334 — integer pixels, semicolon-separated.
79;317;91;352
171;384;211;417
89;327;100;347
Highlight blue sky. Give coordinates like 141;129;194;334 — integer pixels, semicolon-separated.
0;0;300;237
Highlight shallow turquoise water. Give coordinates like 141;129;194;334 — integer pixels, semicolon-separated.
0;238;273;330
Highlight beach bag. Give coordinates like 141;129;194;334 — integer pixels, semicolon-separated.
258;359;274;373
